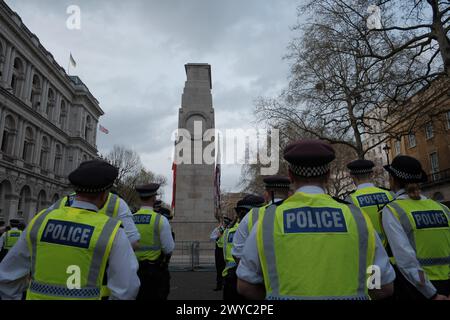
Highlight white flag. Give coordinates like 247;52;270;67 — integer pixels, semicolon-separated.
70;53;77;68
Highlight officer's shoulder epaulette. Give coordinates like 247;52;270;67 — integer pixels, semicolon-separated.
333;197;351;205
347;189;356;195
376;186;391;192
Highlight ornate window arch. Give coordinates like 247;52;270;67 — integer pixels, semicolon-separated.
54;144;63;175
30;73;42;111
22;126;35;163
11;56;25;97
39;136;50;170
1;115;17;155
46;87;55;120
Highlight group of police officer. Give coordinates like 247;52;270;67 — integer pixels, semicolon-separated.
0;137;448;300
214;139;450;300
0;159;174;300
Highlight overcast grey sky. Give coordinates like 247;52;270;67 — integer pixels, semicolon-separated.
6;0;300;202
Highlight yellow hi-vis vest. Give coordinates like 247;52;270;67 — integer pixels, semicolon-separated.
222;222;239;277
25;206;121;300
133;208;163;262
248;207;265;233
348;186;394;244
386;199;450;281
57;193;120;219
257;192;376;300
4;229;22;250
216;232;224;249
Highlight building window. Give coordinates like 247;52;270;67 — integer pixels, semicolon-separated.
85;115;92;143
0;40;4;82
39;136;49;170
11;57;24;97
425;122;434;140
394;140;401;156
1;115;16;155
430;152;440;181
59;100;67;130
54;144;62;175
22;127;35;163
30;74;42;111
46;88;55;120
408;133;416;148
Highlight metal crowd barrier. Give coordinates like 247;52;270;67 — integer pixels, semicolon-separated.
170;241;216;271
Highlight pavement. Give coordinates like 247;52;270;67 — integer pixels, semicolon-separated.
169;271;223;300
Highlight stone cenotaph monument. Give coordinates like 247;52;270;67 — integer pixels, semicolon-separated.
172;63;218;243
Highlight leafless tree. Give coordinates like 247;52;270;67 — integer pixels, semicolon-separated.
256;0;442;160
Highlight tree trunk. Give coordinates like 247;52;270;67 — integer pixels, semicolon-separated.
429;0;450;76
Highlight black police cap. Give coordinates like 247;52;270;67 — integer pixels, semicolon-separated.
347;159;375;175
263;176;291;189
384;155;427;183
284;140;335;177
69;160;118;193
236;194;265;210
135;183;160;198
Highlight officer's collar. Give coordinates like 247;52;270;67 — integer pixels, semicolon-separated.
269;198;283;204
395;189;427;200
357;182;375;190
296;185;325;194
71;200;99;212
141;206;154;211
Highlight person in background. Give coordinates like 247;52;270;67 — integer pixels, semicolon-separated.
210;216;231;291
223;195;264;300
232;176;291;263
382;155;450;300
345;159;394;245
133;184;175;300
0;219;22;263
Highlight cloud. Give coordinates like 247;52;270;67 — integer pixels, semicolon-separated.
5;0;298;202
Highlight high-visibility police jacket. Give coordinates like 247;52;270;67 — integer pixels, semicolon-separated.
256;192;376;300
222;222;239;277
385;198;450;281
57;193;120;219
133;208;163;262
216;232;224;249
347;186;394;244
247;207;265;233
25;206;121;300
3;229;22;250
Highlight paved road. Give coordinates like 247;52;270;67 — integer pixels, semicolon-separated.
169;271;223;300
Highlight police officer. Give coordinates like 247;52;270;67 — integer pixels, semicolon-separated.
237;140;395;300
133;184;175;300
345;159;394;244
223;195;264;300
382;155;450;300
0;160;140;300
232;176;291;262
0;219;22;263
210;216;232;291
49;161;141;249
159;207;175;240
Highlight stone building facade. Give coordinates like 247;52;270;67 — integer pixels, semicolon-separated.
0;1;103;223
385;77;450;206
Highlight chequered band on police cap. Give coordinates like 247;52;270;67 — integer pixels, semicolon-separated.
266;183;290;189
389;166;422;180
350;168;373;175
74;183;114;193
289;164;330;177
